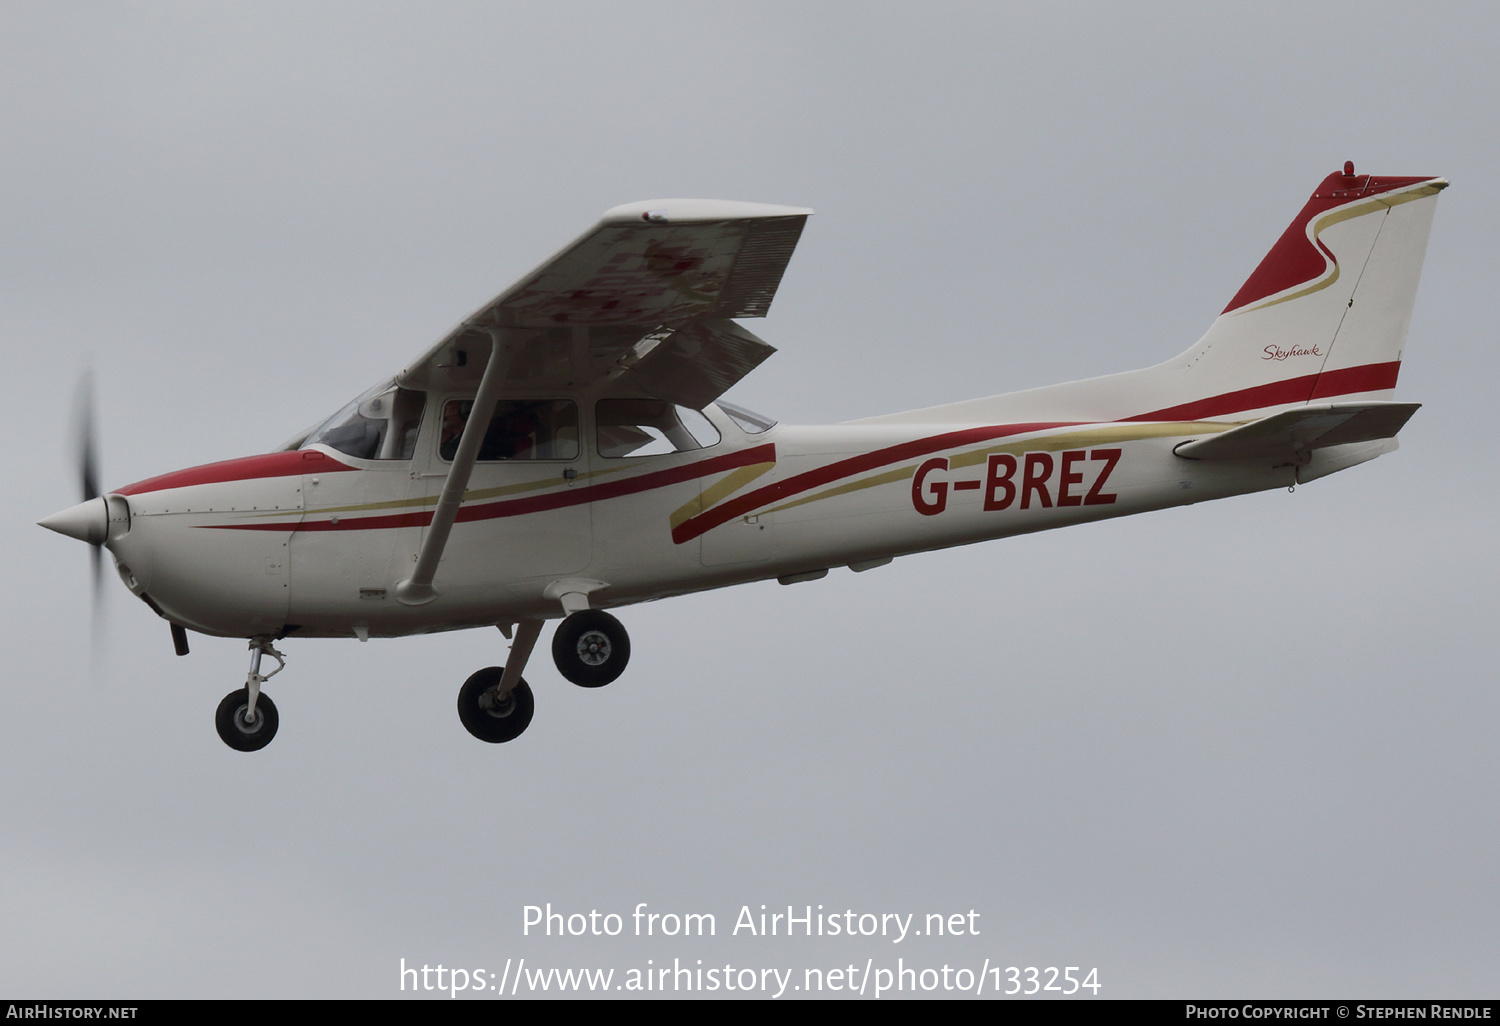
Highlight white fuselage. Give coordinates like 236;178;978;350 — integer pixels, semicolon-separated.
104;400;1314;641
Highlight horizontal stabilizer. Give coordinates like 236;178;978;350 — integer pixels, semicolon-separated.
1174;401;1420;462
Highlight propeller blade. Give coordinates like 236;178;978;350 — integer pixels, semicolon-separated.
79;382;99;504
71;369;106;643
90;538;102;598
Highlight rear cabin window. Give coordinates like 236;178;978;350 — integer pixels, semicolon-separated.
596;399;720;458
716;400;777;434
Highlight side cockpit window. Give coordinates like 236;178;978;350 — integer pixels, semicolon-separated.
439;399;579;462
305;380;426;460
596;399;720;458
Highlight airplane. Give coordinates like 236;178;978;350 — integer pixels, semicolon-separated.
39;163;1446;752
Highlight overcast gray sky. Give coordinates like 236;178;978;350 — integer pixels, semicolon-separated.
4;1;1497;999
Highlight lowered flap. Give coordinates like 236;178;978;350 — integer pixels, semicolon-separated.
1174;401;1421;462
611;319;776;409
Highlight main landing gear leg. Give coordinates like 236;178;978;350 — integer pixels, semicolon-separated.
456;619;541;744
215;637;284;752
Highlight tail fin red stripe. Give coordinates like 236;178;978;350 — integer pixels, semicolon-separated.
1308;361;1402;401
1129;360;1400;423
1223;173;1433;314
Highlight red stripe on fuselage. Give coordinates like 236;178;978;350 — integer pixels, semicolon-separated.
674;360;1401;541
191;360;1402;538
1128;361;1400;423
671;422;1072;543
212;443;779;533
117;449;356;496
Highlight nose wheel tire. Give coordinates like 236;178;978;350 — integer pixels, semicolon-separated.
552;609;630;687
215;688;279;752
457;667;534;743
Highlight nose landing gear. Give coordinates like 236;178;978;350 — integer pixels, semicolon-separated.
215;638;284;752
216;689;279;751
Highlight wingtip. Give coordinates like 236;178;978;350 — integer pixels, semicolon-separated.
600;199;813;225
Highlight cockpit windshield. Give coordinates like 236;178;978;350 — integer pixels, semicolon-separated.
303;378;427;460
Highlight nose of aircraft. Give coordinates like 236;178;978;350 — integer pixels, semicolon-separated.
38;496;109;545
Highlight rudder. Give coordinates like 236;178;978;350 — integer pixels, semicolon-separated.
1170;164;1446;419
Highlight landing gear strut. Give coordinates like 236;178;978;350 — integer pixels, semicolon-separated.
453;603;632;744
552;609;630;687
216;638;284;752
456;618;543;743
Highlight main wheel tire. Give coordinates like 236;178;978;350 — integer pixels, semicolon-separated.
457;667;534;743
551;609;630;688
215;688;279;752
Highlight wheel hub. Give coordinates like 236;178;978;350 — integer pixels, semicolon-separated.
576;629;612;666
480;686;517;719
233;706;263;734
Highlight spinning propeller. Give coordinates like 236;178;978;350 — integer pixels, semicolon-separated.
78;371;103;599
39;371;111;625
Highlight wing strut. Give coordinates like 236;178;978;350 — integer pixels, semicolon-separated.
394;334;513;606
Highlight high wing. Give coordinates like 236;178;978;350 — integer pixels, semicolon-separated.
391;198;810;607
397;199;812;408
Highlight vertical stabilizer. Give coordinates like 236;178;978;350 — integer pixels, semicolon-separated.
1164;167;1446;420
859;166;1446;427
